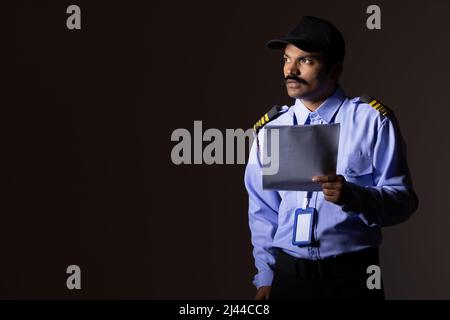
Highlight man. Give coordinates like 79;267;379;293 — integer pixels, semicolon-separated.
244;16;418;300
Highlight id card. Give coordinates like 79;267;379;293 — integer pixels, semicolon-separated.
292;207;315;246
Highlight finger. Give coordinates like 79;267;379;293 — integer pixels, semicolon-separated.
323;189;339;196
312;175;328;182
324;194;339;203
312;175;339;183
254;292;264;300
322;182;343;190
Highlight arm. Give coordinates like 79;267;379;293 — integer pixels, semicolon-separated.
244;138;281;289
341;114;419;226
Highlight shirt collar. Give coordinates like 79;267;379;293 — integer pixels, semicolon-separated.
291;86;346;124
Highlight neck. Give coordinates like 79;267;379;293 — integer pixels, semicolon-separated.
301;99;325;112
301;84;338;112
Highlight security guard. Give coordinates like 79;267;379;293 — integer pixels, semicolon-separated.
244;16;418;300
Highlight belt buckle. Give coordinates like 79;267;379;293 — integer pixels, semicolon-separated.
311;259;324;279
295;258;325;279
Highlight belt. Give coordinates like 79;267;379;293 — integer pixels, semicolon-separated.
274;247;380;280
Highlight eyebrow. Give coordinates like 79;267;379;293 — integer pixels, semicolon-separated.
283;53;321;60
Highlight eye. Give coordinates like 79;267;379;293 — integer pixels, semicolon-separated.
300;57;313;64
283;56;290;63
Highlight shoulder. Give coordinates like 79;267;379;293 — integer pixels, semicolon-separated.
345;94;396;127
348;95;393;118
252;104;290;132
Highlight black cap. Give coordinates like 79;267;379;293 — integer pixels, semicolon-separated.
266;16;345;64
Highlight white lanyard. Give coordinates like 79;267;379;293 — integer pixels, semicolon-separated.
302;191;313;209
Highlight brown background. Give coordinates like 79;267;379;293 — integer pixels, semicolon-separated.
4;0;449;299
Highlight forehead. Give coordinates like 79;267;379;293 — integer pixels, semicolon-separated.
283;43;321;58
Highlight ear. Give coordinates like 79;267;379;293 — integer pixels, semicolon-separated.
329;63;343;81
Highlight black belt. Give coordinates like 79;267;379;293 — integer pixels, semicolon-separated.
274;247;380;280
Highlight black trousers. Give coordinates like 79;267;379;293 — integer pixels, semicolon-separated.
269;247;385;300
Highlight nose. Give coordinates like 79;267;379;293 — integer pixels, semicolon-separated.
285;62;300;77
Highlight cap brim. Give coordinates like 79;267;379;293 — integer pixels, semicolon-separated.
266;37;323;52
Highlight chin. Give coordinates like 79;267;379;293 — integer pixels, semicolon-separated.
287;88;306;99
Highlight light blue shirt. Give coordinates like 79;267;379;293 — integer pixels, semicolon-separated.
244;86;418;289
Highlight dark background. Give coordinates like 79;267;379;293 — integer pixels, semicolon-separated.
4;0;449;299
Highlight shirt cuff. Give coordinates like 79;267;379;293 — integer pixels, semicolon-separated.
253;270;274;289
341;182;376;225
342;181;365;213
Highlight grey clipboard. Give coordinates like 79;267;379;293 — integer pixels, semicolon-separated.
262;123;340;191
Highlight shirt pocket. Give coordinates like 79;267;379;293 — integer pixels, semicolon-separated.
344;153;374;186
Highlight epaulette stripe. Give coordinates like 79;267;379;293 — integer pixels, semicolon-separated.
261;115;266;125
375;104;388;114
379;107;389;116
253;105;286;133
359;94;392;116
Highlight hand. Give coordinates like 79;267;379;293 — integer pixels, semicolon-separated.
312;174;351;205
254;286;271;300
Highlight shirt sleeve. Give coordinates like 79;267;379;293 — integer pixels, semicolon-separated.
244;133;281;288
342;114;419;226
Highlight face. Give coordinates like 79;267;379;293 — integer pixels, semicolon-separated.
283;44;338;101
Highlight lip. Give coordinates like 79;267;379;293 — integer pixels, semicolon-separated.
286;80;302;88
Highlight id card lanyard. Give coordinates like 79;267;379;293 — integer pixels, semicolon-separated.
291;113;315;246
293;191;315;246
290;99;345;247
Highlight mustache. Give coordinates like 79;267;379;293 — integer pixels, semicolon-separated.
284;75;308;85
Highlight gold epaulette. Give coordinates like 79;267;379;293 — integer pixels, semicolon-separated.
359;95;392;117
253;105;286;133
